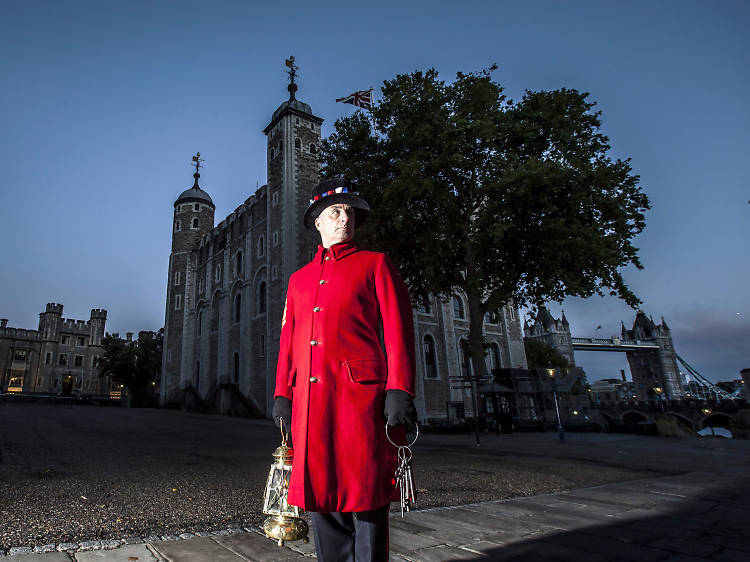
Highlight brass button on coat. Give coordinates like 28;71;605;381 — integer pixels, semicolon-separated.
309;376;319;383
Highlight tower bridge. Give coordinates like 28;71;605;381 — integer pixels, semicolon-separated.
525;308;735;402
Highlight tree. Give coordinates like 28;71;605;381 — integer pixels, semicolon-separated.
523;339;570;370
320;67;649;421
98;330;162;406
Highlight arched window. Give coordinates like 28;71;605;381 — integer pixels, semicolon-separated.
234;293;242;323
423;335;438;379
191;217;199;229
194;203;200;211
197;310;202;336
309;143;317;154
418;297;431;314
295;137;301;149
459;339;472;379
257;281;267;314
491;343;502;370
257;236;265;258
215;264;222;282
236;251;243;275
270;148;275;159
175;220;181;232
453;296;465;319
233;352;240;384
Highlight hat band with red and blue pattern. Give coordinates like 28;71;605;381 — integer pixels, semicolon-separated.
309;186;359;206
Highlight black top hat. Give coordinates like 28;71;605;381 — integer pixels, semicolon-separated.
303;178;370;231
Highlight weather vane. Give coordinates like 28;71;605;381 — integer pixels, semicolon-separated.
191;152;204;175
285;56;298;84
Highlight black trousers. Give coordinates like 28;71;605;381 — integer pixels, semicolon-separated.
311;504;390;562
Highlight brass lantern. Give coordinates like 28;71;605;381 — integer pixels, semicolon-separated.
261;421;309;546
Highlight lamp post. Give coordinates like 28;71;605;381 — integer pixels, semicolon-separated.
701;407;714;436
546;368;565;443
653;386;665;413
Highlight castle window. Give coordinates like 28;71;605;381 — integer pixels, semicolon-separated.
272;231;279;247
74;355;83;367
485;311;498;324
271;265;278;280
310;123;315;132
295;117;300;125
92;356;99;367
417;297;431;314
61;335;69;345
309;143;317;154
215;264;222;282
77;336;85;346
14;349;27;361
270;148;275;159
279;140;283;151
236;251;243;275
191;217;199;230
259;334;266;357
194;203;200;211
257;236;265;258
233;352;240;384
45;352;52;365
491;343;502;370
197;310;202;336
423;335;438;379
257;281;267;314
295;137;301;150
59;354;68;366
272;191;279;206
195;361;200;390
459;339;472;378
175;271;181;286
175;294;181;310
234;293;242;323
453;296;465;319
175;220;181;232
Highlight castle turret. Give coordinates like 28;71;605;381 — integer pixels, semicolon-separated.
261;57;324;413
161;155;216;405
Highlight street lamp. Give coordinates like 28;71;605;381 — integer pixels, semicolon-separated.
653;386;665;413
701;408;715;436
546;368;565;443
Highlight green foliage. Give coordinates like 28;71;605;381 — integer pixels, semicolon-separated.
320;66;649;380
98;331;162;406
523;339;570;369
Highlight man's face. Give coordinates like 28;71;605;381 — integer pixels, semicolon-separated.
315;203;355;247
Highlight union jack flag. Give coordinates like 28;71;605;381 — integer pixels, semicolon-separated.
335;89;372;109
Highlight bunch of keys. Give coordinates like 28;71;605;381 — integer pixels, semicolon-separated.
386;422;419;517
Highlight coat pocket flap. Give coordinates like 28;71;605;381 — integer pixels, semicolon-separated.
345;358;386;384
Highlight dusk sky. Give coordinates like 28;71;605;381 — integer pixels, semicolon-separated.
2;1;748;384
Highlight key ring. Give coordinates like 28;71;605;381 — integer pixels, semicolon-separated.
385;422;419;448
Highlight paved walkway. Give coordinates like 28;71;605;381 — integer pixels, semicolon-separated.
4;434;749;561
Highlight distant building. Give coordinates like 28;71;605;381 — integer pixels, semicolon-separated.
160;75;528;420
523;306;575;365
0;304;108;395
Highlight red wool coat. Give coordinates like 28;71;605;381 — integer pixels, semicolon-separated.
274;241;415;512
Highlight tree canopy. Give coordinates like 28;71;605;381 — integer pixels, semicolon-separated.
523;339;570;370
98;330;162;406
320;66;649;388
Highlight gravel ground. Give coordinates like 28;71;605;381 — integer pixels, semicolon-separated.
0;403;662;550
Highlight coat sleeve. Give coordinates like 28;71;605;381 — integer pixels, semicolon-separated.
274;285;295;400
374;254;416;396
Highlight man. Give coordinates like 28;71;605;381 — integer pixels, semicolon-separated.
273;177;416;561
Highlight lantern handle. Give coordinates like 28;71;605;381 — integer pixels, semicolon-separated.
279;417;290;446
385;422;419;448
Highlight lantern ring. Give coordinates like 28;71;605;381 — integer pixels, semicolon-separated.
385;421;419;449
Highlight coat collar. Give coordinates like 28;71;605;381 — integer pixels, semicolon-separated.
315;241;359;263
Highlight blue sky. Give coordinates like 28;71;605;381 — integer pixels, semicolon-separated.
2;0;748;383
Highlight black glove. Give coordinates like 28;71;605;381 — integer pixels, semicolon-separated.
384;389;416;426
272;396;291;435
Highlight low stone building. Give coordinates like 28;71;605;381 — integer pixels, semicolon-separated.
0;303;108;396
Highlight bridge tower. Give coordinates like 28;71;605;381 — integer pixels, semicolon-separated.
623;311;683;400
524;307;576;365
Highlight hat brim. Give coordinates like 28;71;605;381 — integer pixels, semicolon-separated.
303;193;370;230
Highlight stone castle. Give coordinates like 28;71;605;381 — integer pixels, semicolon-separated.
0;304;108;395
160;77;528;421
